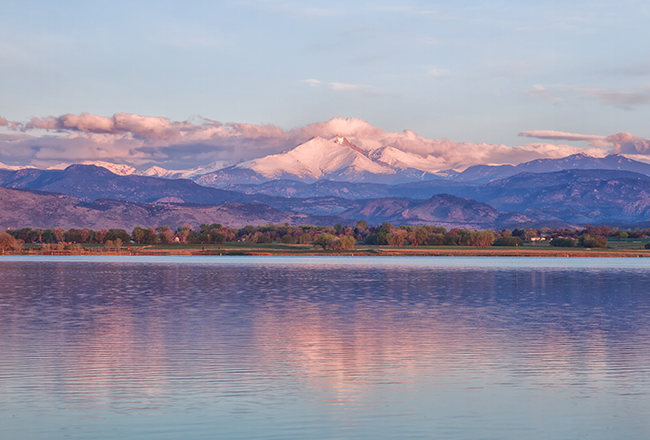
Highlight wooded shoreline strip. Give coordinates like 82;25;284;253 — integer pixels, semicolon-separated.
7;245;650;258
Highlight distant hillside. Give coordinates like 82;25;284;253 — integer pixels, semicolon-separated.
0;187;351;230
224;179;478;200
0;165;250;204
455;153;650;183
467;169;650;224
225;180;394;199
341;194;538;230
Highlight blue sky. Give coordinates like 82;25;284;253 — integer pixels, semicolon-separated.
1;1;650;169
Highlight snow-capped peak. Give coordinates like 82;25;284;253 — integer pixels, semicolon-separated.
140;166;172;178
137;160;235;180
235;135;395;180
332;135;353;147
81;161;137;176
330;135;367;155
0;161;36;171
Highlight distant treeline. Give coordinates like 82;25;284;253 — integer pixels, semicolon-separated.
2;223;647;252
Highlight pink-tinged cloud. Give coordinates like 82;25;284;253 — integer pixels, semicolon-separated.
607;132;650;154
23;112;198;141
0;116;20;131
519;130;650;153
2;112;615;170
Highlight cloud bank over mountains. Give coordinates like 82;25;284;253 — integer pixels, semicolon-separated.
0;112;643;171
519;130;650;155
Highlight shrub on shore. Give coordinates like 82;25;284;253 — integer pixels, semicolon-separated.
550;238;576;247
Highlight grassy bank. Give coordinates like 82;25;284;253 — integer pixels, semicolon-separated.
8;240;650;257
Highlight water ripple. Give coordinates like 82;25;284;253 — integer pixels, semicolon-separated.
1;257;650;439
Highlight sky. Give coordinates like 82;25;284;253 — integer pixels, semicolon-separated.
1;0;650;170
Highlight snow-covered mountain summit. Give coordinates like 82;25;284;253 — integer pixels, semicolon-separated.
80;161;137;176
195;135;441;187
138;160;234;180
239;136;394;180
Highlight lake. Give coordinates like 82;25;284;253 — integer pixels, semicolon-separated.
1;256;650;439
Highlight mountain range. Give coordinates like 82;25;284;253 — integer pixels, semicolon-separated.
2;164;650;229
0;159;234;180
5;135;649;187
3;135;650;229
453;153;650;183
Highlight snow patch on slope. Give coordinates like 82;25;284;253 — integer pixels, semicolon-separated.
369;146;449;173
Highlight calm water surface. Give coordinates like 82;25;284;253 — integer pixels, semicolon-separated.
1;256;650;439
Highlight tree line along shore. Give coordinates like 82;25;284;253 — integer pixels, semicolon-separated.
2;223;650;256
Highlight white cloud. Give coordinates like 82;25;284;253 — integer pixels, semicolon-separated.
254;1;344;17
578;88;650;109
519;130;606;145
427;68;450;79
3;113;621;170
527;85;563;102
302;79;322;87
528;84;650;109
301;79;381;94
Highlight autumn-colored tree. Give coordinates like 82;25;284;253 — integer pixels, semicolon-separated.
253;233;271;244
578;234;607;248
524;229;538;241
615;230;629;241
177;227;191;244
314;233;336;249
96;228;108;244
331;235;356;250
132;226;146;244
15;228;36;243
470;230;495;247
156;225;175;244
0;232;22;254
355;220;368;230
281;234;295;244
54;227;65;243
65;229;83;243
494;236;523;246
387;229;407;247
408;226;428;247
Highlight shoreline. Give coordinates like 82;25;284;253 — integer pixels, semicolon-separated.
5;245;650;258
